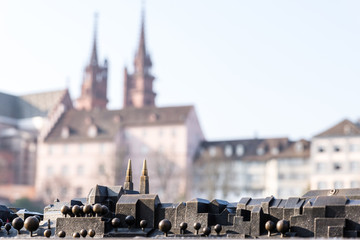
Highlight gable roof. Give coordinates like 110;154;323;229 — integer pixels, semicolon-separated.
20;89;68;116
315;119;360;138
45;105;193;143
0;89;68;119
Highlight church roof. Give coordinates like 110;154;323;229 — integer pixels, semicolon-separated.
134;10;152;69
89;14;98;66
45;105;194;143
314;119;360;137
0;89;68;119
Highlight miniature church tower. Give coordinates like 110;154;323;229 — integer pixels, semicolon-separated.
76;14;108;111
140;159;149;194
124;159;134;191
123;10;156;108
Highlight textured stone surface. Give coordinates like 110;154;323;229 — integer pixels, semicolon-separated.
56;217;105;237
314;218;345;238
6;182;360;239
115;194;160;228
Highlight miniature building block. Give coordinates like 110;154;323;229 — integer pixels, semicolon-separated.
314;218;345;238
56;217;105;237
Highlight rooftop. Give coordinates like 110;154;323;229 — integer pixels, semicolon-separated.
315;119;360;138
45;105;194;142
0;89;68;120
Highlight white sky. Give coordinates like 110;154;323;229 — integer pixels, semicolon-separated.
1;0;360;141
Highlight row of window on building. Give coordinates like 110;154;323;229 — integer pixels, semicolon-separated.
278;173;308;180
317;144;360;153
206;144;246;157
317;181;360;189
46;186;83;198
124;128;178;140
316;161;360;172
48;143;107;155
206;142;305;158
46;164;106;176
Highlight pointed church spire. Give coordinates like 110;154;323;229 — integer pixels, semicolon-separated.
76;13;108;111
123;2;156;109
90;13;98;66
134;5;151;73
124;159;133;191
140;159;149;194
137;10;146;60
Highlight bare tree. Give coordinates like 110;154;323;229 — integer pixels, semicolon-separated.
40;175;70;204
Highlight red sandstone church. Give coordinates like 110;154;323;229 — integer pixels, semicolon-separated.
35;14;204;203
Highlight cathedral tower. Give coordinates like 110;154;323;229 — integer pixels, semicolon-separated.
123;12;156;108
76;14;108;111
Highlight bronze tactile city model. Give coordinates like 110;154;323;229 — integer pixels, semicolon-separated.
0;159;360;238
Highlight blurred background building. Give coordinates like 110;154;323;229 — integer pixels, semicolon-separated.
0;89;72;203
311;119;360;190
193;138;310;202
34;15;204;203
1;3;360;208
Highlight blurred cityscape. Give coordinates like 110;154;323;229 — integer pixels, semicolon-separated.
1;5;360;211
